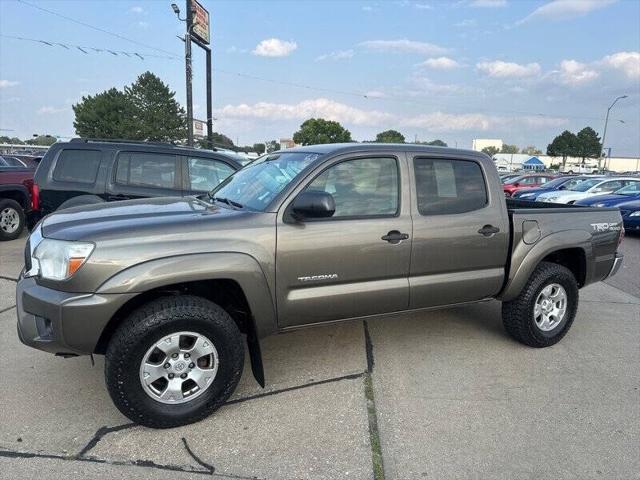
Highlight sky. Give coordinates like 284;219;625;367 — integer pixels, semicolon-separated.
0;0;639;155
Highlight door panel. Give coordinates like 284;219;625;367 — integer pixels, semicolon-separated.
276;154;412;327
409;156;509;308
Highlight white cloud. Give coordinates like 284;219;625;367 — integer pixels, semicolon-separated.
477;60;541;78
137;21;150;29
558;60;599;85
517;0;617;24
218;98;393;126
470;0;507;7
315;49;354;62
417;57;462;70
359;39;449;56
130;6;144;14
0;80;19;88
362;5;374;12
414;3;433;9
37;106;67;115
455;19;477;27
601;51;640;79
217;97;565;133
252;38;297;57
364;90;386;98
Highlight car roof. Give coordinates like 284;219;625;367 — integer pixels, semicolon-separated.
281;143;487;160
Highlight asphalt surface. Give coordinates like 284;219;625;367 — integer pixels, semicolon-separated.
1;231;639;479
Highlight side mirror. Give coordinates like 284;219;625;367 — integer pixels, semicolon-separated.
559;185;566;190
291;191;335;220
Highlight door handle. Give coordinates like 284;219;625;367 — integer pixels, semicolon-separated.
381;230;409;244
478;225;500;237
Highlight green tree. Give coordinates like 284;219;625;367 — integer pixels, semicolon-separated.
547;130;578;167
426;139;447;147
481;146;499;157
124;72;186;141
253;143;266;154
73;88;135;139
500;144;519;154
575;127;601;160
293;118;352;145
0;136;24;144
521;145;543;155
375;129;405;143
26;135;57;146
265;140;279;153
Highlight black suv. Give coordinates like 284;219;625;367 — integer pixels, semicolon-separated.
31;138;243;221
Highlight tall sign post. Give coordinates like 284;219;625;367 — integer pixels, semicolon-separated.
188;0;213;148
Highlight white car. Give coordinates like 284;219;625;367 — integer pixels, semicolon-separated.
537;177;640;204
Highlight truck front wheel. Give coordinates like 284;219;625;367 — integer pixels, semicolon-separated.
105;296;244;428
502;262;579;347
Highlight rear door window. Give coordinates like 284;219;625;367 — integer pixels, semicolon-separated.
187;157;236;191
414;158;488;215
115;152;178;189
53;149;101;183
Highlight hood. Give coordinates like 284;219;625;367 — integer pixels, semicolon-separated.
41;196;245;240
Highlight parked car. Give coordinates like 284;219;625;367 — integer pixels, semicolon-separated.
503;174;556;197
617;199;640;231
17;143;624;428
538;177;640;204
30;138;243;222
512;175;594;201
0;166;36;240
0;155;29;168
574;182;640;207
500;173;520;183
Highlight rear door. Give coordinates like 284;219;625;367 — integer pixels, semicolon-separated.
106;151;181;201
408;154;509;308
275;153;412;327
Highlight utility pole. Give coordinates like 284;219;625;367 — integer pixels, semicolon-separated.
184;12;194;147
599;95;627;170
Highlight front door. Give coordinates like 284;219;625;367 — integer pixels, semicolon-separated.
276;154;412;327
408;155;509;308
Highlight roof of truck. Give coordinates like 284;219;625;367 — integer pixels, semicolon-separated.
282;143;487;159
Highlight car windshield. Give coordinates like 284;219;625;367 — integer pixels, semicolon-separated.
542;177;575;189
572;179;602;192
209;151;320;211
504;176;526;185
615;183;640;195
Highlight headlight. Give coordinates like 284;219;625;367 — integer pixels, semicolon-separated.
33;239;94;280
593;203;605;207
520;193;534;199
630;211;640;217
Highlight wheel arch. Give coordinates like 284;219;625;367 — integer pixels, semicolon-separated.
0;185;30;209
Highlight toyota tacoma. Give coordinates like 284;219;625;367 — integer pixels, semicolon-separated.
16;144;624;428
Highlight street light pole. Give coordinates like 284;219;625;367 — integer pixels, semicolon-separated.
172;2;195;147
599;94;627;170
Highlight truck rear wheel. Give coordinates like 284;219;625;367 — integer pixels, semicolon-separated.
502;261;579;347
105;296;244;428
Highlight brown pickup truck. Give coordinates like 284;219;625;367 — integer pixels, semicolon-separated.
0;166;36;241
17;144;624;427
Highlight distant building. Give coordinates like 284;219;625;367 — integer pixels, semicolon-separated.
472;138;503;152
279;138;296;149
522;156;545;171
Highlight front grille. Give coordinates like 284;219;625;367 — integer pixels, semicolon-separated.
24;238;31;272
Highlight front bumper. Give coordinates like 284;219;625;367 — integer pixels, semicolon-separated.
604;254;624;280
16;275;136;355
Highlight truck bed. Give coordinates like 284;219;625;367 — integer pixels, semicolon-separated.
501;197;623;300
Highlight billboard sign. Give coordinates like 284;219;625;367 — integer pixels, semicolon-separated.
190;0;210;45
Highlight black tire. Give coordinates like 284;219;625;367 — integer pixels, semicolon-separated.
0;198;25;241
105;295;244;428
57;195;105;211
502;261;579;348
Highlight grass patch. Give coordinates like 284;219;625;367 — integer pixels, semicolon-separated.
364;373;384;480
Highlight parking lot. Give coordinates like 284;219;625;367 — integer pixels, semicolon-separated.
1;232;639;480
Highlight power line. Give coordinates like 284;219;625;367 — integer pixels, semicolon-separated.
1;34;177;60
17;0;180;59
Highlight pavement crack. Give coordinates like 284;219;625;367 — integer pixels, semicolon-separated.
226;372;364;406
0;275;18;282
0;305;16;314
76;422;136;458
182;437;215;474
363;320;385;480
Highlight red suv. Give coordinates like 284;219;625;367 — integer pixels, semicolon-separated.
503;174;556;197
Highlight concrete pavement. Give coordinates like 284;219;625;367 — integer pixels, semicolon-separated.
1;233;638;479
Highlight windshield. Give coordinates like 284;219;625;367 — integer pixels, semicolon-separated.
210;152;320;211
504;176;526;185
572;179;602;192
615;183;640;195
542;177;575;189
